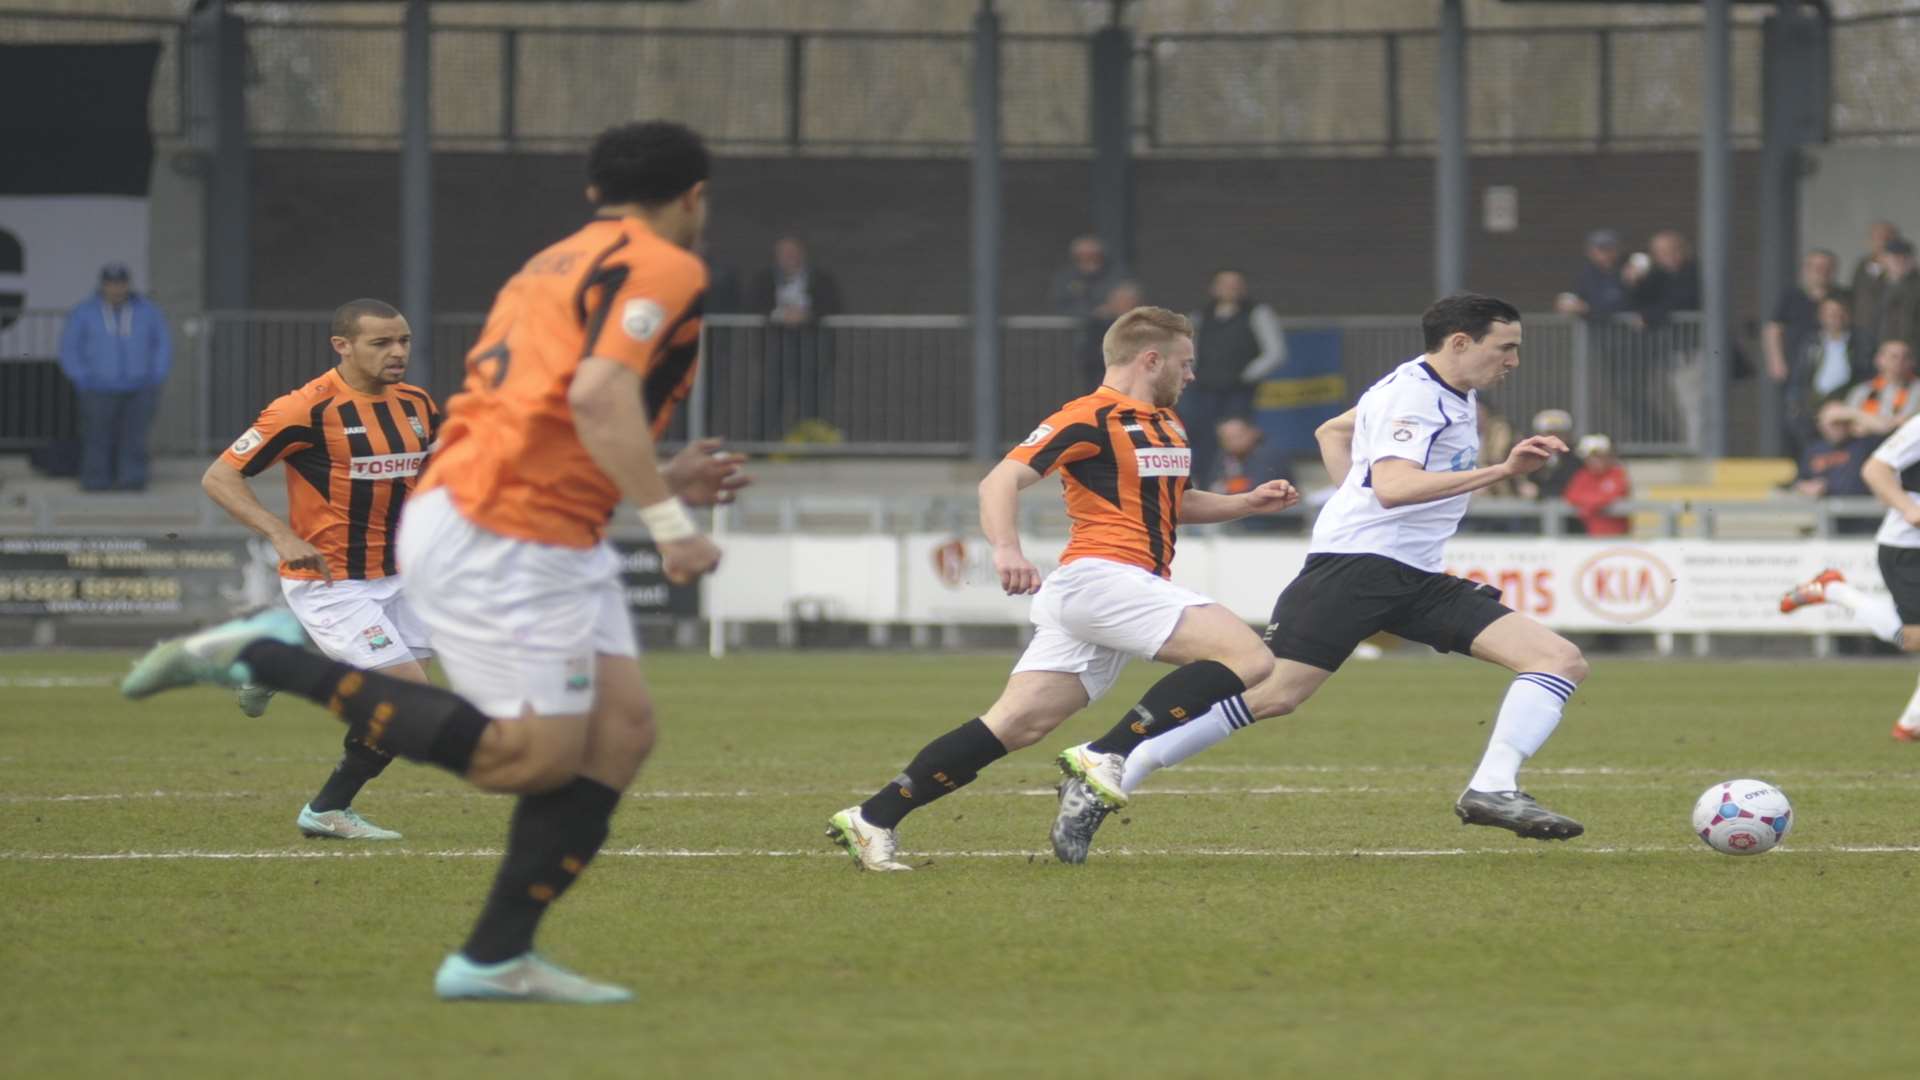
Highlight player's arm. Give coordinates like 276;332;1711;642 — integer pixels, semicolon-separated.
1316;408;1357;486
201;461;334;581
1181;482;1300;524
980;458;1047;595
569;357;720;583
1370;435;1568;509
1861;459;1920;523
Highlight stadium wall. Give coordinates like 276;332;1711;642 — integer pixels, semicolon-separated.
250;149;1763;321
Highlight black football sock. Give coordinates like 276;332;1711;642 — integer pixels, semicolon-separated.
307;733;394;813
462;777;621;965
1086;659;1247;758
240;640;489;776
858;718;1009;829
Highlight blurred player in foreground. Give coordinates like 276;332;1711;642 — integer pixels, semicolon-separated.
204;298;437;840
124;121;746;1003
1781;405;1920;741
827;306;1299;871
1053;294;1591;861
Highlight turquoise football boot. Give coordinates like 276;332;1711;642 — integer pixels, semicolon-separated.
434;953;634;1004
121;608;307;699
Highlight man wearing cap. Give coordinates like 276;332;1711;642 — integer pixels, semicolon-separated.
1553;230;1630;320
57;263;171;491
1516;409;1581;501
1562;434;1631;536
1856;237;1920;357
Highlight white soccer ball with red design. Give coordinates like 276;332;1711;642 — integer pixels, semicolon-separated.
1691;779;1792;856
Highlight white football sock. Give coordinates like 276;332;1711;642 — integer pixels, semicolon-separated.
1467;672;1575;793
1120;694;1255;795
1899;671;1920;731
1824;582;1906;645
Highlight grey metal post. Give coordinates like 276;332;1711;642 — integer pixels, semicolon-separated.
194;0;250;313
1570;317;1593;437
1699;0;1732;458
1089;21;1134;271
970;1;1003;461
1434;0;1468;296
401;0;434;384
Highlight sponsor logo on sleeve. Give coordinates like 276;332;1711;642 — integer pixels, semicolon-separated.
1020;423;1054;448
1135;446;1192;478
348;452;427;480
621;298;667;343
1389;418;1419;443
230;428;263;456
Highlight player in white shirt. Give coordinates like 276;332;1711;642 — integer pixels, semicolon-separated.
1780;408;1920;741
1051;294;1588;862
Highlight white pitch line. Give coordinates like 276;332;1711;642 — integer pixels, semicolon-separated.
4;844;1919;863
0;675;118;688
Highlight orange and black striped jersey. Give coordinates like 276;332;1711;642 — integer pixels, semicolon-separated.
220;367;440;581
420;215;707;549
1005;385;1191;578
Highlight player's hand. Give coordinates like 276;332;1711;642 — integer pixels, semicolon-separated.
660;534;722;584
1504;435;1567;478
1242;479;1300;514
663;438;751;507
1900;504;1920;528
994;546;1042;595
272;534;333;585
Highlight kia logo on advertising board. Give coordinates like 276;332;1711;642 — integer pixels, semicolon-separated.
1575;547;1676;623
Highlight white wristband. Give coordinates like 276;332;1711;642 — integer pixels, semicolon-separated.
637;498;698;543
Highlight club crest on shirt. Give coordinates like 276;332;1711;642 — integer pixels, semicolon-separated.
362;625;392;650
230;427;263;455
407;414;426;439
1389;417;1419;443
1020;423;1054;448
621;298;667;343
1166;421;1186;440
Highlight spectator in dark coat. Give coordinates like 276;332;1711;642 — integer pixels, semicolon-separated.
745;236;844;439
1515;409;1581;501
1048;235;1125;320
1855;236;1920;356
1784;297;1872;451
1794;401;1875;500
1623;229;1701;326
1849;219;1899;297
58;263;170;492
1209;417;1295;533
1553;229;1631;320
1076;281;1144;389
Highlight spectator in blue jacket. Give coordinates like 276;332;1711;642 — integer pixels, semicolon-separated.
59;263;170;491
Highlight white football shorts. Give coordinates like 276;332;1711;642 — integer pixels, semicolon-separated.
395;487;638;718
281;574;432;670
1011;556;1213;702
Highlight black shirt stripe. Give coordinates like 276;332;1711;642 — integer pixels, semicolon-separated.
1143;413;1184;553
279;398;335;497
370;401;410;577
1117;409;1168;576
335;402;377;579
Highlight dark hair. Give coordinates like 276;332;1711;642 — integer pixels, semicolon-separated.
588;121;710;207
1421;293;1521;352
331;298;403;340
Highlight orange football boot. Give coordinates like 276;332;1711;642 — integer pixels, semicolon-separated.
1780;569;1846;614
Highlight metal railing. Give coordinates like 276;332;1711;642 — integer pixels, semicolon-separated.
2;308;1706;459
9;8;1919;155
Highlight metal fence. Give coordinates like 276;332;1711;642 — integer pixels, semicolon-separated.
0;309;1704;458
9;9;1919;155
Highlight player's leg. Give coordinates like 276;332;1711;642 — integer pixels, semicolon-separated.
1067;588;1274;807
830;668;1092;872
1119;659;1334;793
1453;609;1589;839
293;656;425;840
1783;554;1920;740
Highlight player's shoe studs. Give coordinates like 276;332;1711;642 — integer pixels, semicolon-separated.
826;807;911;871
236;681;276;718
1050;775;1112;865
1779;568;1846;614
1055;744;1129;810
121;608;307;699
434;952;633;1004
297;804;402;841
1453;789;1584;841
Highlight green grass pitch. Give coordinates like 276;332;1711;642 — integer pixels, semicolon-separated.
4;649;1919;1078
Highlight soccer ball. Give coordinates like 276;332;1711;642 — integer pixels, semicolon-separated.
1691;779;1793;856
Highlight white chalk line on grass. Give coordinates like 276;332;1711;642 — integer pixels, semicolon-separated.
0;675;118;689
4;844;1920;863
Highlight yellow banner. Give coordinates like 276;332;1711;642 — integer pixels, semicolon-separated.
1255;375;1348;410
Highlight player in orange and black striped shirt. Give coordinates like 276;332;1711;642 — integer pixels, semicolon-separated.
828;307;1301;870
202;298;440;840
